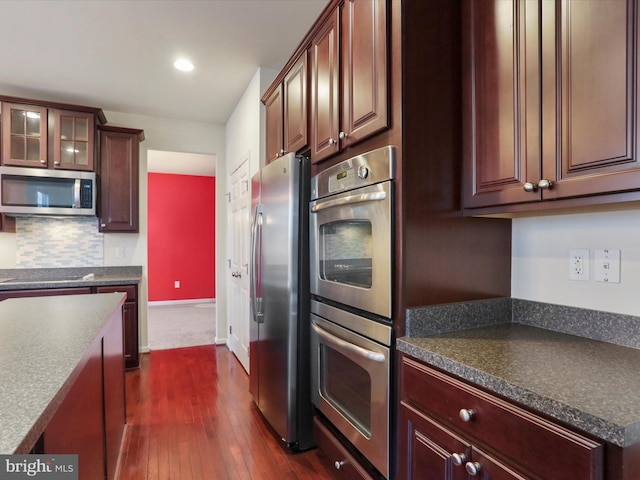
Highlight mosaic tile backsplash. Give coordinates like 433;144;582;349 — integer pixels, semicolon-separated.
15;216;103;268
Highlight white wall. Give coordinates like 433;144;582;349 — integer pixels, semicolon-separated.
222;67;278;351
512;206;640;316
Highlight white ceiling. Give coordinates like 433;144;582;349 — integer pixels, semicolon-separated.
0;0;328;125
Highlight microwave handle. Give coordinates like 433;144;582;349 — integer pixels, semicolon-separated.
310;191;387;213
312;321;385;363
73;179;81;208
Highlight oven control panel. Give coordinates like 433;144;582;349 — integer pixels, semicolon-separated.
311;145;395;200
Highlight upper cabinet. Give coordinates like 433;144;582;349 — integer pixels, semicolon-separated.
463;0;640;211
264;52;309;163
1;103;48;167
0;96;104;171
98;125;144;233
311;0;388;163
51;109;95;170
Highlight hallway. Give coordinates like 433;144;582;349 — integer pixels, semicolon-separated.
118;345;335;479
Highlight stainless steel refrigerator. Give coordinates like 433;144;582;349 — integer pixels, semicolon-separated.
249;152;313;451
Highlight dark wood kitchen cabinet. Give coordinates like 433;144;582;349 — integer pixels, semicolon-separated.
50;108;95;171
98;125;143;232
310;0;388;163
44;301;125;480
1;102;48;167
97;285;139;369
0;96;104;170
398;355;604;480
463;0;640;212
0;214;15;233
264;52;309;163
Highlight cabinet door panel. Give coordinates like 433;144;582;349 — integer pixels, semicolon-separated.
52;109;95;171
463;0;541;208
399;404;469;480
542;0;640;199
470;446;528;480
265;85;283;164
1;103;48;167
341;0;388;147
284;52;308;155
311;7;340;163
99;129;140;232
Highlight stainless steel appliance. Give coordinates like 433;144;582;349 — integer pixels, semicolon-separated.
309;145;394;319
0;166;96;216
249;152;314;451
309;146;395;478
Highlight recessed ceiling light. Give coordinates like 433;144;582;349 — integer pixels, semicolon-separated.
174;58;194;72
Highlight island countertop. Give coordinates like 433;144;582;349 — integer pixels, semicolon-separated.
397;323;640;448
0;293;126;454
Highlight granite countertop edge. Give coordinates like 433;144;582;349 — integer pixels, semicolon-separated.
0;266;142;291
396;337;629;447
1;293;127;454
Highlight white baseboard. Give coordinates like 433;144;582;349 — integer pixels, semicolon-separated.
215;336;227;345
148;298;216;306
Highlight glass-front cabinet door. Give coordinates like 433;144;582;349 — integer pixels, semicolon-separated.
52;109;95;171
1;102;48;167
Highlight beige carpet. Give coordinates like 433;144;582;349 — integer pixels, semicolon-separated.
147;302;216;350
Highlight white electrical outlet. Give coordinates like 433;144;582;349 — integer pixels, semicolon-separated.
115;246;124;258
174;281;181;288
569;249;590;281
594;249;621;283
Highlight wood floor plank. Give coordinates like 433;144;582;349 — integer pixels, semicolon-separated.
117;345;336;480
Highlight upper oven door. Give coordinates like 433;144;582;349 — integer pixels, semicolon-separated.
310;180;392;319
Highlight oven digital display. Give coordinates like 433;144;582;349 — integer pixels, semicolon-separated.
336;171;348;180
328;168;355;193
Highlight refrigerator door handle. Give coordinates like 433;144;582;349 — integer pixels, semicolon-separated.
250;204;264;323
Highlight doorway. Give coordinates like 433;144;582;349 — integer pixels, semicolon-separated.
147;150;217;350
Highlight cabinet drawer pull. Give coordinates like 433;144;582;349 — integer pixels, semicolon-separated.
451;453;467;466
465;461;482;476
523;182;537;192
334;460;348;470
339;131;349;140
459;408;475;422
538;179;553;190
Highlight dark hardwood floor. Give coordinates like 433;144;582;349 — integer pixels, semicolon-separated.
117;345;336;480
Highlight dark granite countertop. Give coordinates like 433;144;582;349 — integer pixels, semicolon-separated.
398;322;640;448
0;266;141;291
0;293;126;454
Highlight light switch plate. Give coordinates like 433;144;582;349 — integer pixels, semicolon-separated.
594;249;620;283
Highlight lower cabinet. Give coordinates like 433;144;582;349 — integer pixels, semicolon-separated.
97;285;139;369
313;416;375;480
43;304;125;480
398;355;604;480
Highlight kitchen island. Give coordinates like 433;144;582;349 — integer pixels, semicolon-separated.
0;293;127;479
397;300;640;479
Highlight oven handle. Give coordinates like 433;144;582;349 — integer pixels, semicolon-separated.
310;191;387;213
312;322;386;363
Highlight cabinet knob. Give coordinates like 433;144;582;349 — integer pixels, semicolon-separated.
465;461;482;476
523;182;537;192
40;159;46;164
334;460;348;470
328;138;336;146
101;223;106;228
538;179;553;190
54;161;60;165
459;408;475;422
451;453;467;466
339;131;349;140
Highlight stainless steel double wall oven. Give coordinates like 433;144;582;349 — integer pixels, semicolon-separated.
309;146;395;479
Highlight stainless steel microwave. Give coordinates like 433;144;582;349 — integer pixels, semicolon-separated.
0;166;96;216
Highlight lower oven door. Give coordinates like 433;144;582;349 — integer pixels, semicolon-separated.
311;314;390;478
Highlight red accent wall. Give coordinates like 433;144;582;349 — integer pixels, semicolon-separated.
147;173;216;301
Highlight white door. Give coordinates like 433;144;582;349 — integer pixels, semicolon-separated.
227;159;251;372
